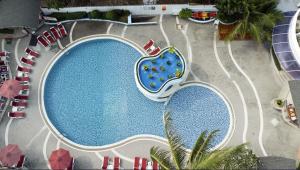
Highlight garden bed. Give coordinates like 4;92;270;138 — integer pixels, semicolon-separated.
45;9;130;23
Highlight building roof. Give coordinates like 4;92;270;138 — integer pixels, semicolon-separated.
272;11;300;80
0;0;41;29
289;80;300;123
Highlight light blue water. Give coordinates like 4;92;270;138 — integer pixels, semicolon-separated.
166;85;231;148
44;38;230;148
138;49;184;92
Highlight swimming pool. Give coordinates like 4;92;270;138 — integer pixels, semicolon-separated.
41;36;232;150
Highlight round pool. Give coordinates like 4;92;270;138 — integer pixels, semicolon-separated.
40;36;232;150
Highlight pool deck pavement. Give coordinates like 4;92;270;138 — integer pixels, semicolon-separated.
0;15;299;168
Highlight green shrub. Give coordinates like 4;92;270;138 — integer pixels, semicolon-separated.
179;8;192;19
46;0;65;10
49;12;88;21
88;10;105;19
0;29;14;34
105;10;117;20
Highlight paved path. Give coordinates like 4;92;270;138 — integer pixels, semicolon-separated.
0;16;299;168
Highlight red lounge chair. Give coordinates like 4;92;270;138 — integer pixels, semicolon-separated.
57;23;68;37
134;157;140;170
153;161;158;170
8;112;25;119
143;39;154;51
67;158;74;170
0;51;8;56
14;95;29;100
43;31;56;44
37;35;50;47
16;155;25;168
0;61;5;65
149;47;161;55
114;157;120;170
21;57;35;66
208;11;217;17
50;27;61;39
17;66;31;73
11;101;27;107
21;85;29;90
25;48;39;58
141;158;147;170
102;156;109;170
15;76;30;82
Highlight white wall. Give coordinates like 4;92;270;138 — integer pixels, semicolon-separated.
41;4;217;16
277;0;300;12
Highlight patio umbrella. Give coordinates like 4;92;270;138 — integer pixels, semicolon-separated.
0;80;22;98
0;144;22;167
49;148;72;170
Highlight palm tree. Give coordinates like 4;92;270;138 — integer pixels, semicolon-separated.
150;112;259;169
216;0;283;43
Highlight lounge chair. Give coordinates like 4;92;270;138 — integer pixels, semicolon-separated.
134;157;140;170
21;57;35;66
50;27;61;39
11;101;27;107
43;31;56;44
149;47;161;55
57;22;68;37
21;85;29;90
113;157;120;170
0;51;9;56
102;156;109;170
0;65;7;72
16;155;26;168
17;66;31;73
14;95;29;100
141;158;147;170
0;61;5;66
37;35;50;47
153;161;159;170
143;39;154;51
67;158;74;170
146;161;153;170
287;104;297;121
8;112;25;119
15;76;30;82
25;48;39;58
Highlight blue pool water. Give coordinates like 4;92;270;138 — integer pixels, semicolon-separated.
44;38;230;148
138;49;184;92
166;85;231;148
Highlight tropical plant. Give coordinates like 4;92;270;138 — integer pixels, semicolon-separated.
216;0;283;44
168;47;176;54
150;112;260;170
46;0;66;10
179;8;193;19
160;66;166;72
148;74;154;79
143;65;149;71
160;77;165;82
150;82;156;88
215;0;244;23
175;69;182;78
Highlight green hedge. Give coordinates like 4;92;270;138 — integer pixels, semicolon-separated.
47;10;130;23
0;28;14;34
48;12;88;21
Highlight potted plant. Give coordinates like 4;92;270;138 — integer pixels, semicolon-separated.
160;66;166;72
168;47;176;54
179;8;193;19
152;67;158;72
175;69;182;78
150;82;156;88
148;74;154;79
168;74;173;79
159;77;165;82
143;65;149;71
160;54;165;59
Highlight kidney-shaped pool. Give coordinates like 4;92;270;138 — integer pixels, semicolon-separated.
41;36;233;150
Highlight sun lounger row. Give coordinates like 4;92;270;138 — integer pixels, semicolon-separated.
143;40;161;56
38;23;67;48
134;157;159;170
102;156;120;170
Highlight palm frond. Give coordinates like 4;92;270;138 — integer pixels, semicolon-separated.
189;130;219;163
188;130;208;163
150;146;173;170
192;144;247;169
163;112;187;169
